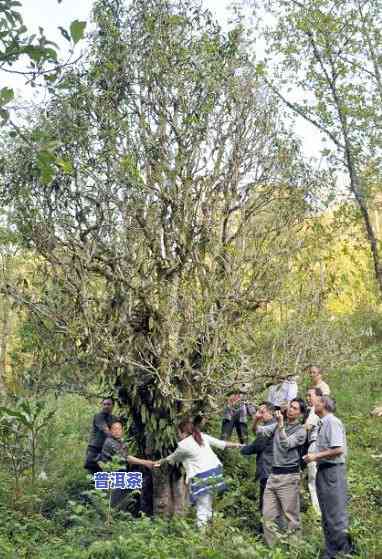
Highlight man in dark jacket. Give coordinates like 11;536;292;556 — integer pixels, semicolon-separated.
98;421;154;470
84;397;118;475
241;401;276;512
97;421;154;510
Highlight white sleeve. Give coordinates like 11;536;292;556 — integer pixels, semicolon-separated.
202;433;227;450
165;446;189;465
305;408;318;429
287;382;298;402
267;385;276;404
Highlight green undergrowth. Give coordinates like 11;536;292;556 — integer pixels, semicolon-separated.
0;346;381;558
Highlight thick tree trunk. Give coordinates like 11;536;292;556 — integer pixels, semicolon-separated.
171;469;188;514
152;466;187;516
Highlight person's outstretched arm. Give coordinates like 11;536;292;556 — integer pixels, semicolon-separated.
304;447;343;463
241;435;267;456
159;446;190;466
203;433;242;449
225;441;243;448
127;455;155;469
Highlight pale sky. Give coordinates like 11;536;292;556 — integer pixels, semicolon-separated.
5;0;323;160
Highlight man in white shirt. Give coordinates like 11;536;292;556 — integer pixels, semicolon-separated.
304;387;323;514
267;375;298;409
308;365;330;396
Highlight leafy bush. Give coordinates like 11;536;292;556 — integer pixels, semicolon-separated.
0;344;381;558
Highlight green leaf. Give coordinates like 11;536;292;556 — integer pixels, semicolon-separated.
44;73;58;83
0;108;9;124
36;150;56;185
0;407;27;424
43;47;58;62
168;15;185;26
58;26;71;42
0;87;14;107
22;45;48;63
56;157;73;174
70;20;86;44
255;62;265;77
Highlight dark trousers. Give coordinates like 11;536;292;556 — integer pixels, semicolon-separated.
111;488;140;515
221;418;248;444
84;446;102;475
316;464;353;558
106;467;140;515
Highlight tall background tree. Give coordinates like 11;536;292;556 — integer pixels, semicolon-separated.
250;0;382;294
1;0;320;513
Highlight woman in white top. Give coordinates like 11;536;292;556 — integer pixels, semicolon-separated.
155;419;242;528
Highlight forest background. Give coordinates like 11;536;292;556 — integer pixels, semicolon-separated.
0;0;381;557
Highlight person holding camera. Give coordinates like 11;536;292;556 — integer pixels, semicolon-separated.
241;401;277;513
257;398;307;546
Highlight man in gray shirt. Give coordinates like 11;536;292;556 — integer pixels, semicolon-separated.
259;398;307;546
303;395;354;559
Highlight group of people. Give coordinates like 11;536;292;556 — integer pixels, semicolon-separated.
84;365;354;559
219;366;353;558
